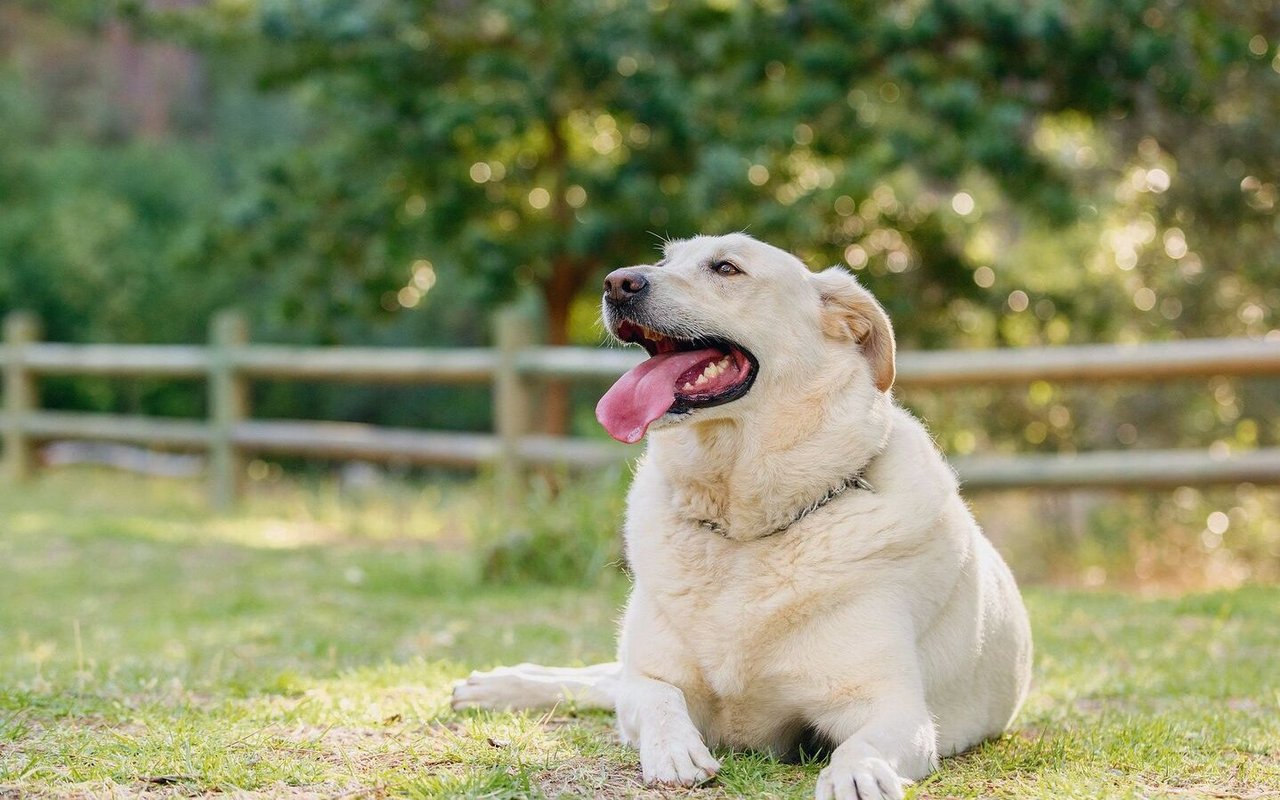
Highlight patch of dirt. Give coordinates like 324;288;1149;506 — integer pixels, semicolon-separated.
1136;782;1280;800
0;714;149;739
533;759;727;800
261;722;457;774
0;781;380;800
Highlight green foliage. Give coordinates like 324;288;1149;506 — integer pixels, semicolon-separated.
0;137;228;347
0;64;198;341
147;0;1280;352
0;8;496;429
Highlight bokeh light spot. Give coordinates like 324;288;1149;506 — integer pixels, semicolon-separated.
527;188;551;209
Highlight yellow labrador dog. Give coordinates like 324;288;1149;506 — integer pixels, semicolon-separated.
453;234;1033;800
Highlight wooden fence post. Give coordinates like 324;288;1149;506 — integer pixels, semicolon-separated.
493;308;532;506
3;312;41;482
209;310;249;511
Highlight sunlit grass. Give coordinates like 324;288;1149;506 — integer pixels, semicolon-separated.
1;469;1276;798
1;465;485;550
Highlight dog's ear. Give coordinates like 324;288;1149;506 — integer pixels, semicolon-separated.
812;267;896;392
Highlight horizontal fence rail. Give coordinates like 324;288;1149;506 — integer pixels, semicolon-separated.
8;343;501;382
14;337;1279;385
3;308;1279;508
950;447;1280;489
235;346;498;383
516;337;1280;384
22;343;211;377
895;337;1280;386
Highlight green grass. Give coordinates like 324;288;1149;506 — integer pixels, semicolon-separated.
1;470;1277;799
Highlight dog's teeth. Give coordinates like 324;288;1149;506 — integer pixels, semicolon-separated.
695;374;710;386
682;382;695;391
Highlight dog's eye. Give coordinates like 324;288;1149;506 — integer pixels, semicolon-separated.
711;260;741;276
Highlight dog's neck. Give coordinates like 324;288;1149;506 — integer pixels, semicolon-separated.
649;371;894;541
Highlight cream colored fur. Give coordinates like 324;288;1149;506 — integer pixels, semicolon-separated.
453;234;1033;800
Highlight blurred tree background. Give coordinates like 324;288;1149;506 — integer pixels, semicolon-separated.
1;0;1278;582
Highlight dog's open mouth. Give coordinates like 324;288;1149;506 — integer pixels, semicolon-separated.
596;319;758;443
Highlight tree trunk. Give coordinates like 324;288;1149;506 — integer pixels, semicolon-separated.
539;257;582;436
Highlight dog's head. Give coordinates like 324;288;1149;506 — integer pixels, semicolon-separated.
596;233;896;443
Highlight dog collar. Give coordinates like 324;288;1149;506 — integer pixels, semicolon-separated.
695;472;875;540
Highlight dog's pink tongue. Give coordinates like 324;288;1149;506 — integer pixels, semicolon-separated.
596;348;720;443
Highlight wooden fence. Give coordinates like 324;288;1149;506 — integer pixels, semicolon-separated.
3;309;1280;509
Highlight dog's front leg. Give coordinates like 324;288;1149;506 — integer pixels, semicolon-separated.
813;688;937;800
808;626;939;800
614;674;720;786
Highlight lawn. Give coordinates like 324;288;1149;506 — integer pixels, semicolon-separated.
1;471;1277;799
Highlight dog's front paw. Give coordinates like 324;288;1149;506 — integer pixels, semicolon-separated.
815;750;910;800
640;730;720;786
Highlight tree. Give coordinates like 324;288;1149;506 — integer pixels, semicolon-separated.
155;0;716;430
143;0;1276;436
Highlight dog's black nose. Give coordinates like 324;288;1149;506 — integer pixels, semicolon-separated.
603;269;649;305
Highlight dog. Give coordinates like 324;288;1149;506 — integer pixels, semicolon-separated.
453;233;1033;800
